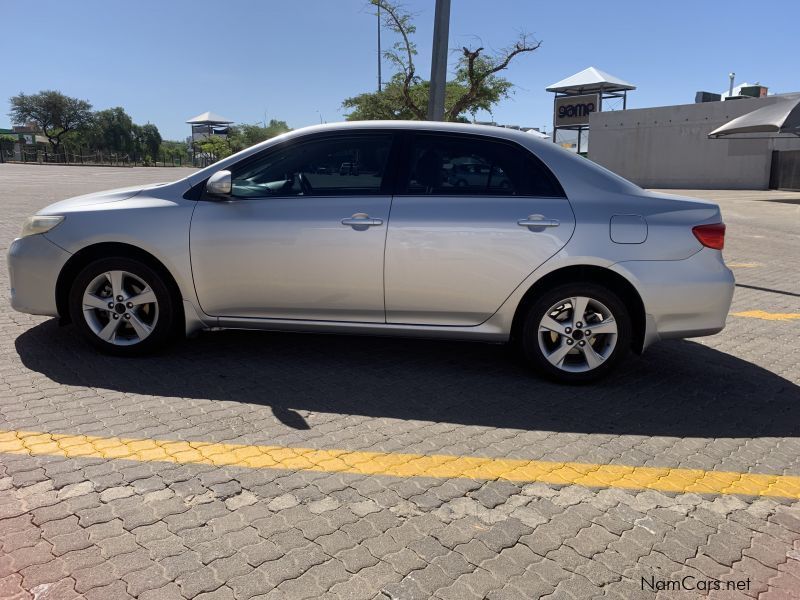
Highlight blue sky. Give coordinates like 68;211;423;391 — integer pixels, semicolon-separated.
2;0;796;141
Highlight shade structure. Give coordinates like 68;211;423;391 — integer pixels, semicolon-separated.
186;111;233;125
708;95;800;138
546;67;636;94
525;129;550;139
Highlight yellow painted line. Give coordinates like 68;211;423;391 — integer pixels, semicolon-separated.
732;310;800;321
1;429;800;499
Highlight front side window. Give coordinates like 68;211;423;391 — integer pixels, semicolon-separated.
230;134;392;198
403;133;564;197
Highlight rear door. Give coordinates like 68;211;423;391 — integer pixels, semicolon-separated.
384;132;575;326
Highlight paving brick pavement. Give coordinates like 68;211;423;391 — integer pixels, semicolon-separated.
0;164;799;599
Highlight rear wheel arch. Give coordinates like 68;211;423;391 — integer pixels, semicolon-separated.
56;242;184;330
510;265;646;353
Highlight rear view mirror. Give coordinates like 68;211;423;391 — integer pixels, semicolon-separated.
206;170;232;196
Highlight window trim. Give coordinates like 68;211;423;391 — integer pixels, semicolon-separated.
200;130;402;201
393;131;567;199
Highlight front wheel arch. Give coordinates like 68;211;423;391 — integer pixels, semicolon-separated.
510;265;646;353
56;242;184;332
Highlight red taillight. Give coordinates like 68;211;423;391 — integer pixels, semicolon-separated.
692;223;726;250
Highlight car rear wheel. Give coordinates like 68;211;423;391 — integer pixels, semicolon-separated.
521;283;631;383
68;257;178;356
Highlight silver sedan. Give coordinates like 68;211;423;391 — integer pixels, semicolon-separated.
7;121;734;382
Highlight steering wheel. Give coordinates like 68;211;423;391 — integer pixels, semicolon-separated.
296;172;313;195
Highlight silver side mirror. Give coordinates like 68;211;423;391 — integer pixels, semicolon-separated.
206;170;232;196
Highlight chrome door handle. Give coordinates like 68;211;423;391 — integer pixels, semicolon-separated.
518;216;560;228
341;218;383;226
341;213;383;228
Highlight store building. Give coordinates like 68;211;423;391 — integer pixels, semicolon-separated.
588;91;800;190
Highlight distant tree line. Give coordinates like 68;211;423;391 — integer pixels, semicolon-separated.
9;90;168;161
7;90;291;164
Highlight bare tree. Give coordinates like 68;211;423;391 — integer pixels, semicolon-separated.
448;35;542;120
373;0;426;120
368;0;541;121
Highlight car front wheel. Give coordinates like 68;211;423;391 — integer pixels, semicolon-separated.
521;283;631;383
68;257;178;356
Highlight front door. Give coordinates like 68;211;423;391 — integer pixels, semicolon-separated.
190;133;395;322
384;132;575;326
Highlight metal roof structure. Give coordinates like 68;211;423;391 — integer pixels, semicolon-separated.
721;82;758;99
709;94;800;138
186;111;234;124
546;67;636;94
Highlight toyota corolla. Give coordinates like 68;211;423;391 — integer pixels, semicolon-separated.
7;121;734;382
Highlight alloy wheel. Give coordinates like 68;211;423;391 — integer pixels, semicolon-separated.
537;295;618;373
81;270;159;346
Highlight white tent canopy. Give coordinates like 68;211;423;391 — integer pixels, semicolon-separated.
708;94;800;138
546;67;636;94
525;129;549;139
186;111;234;124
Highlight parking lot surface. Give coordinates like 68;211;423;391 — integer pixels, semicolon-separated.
1;164;799;600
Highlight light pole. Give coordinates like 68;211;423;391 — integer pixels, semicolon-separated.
377;3;382;92
427;0;451;121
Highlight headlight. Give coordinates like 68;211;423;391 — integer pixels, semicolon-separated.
21;215;65;238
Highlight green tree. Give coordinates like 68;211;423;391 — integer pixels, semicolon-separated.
160;139;190;162
195;119;291;162
343;0;540;122
228;119;292;150
196;135;234;161
133;123;162;160
83;107;136;153
9;90;93;151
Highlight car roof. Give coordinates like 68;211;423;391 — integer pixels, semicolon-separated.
287;120;545;145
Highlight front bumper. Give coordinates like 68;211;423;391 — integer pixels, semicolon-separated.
7;234;71;316
612;248;735;349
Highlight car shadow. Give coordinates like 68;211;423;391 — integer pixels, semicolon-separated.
15;320;800;437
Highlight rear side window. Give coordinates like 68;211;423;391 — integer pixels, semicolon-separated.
230;134;393;198
402;133;564;197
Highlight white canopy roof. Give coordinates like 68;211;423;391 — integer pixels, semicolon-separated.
186;111;234;124
525;129;550;139
708;94;800;138
546;67;636;93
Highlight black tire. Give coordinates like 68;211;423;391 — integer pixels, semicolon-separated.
521;282;632;384
68;256;179;356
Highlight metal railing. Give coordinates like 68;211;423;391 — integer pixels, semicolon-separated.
0;143;188;167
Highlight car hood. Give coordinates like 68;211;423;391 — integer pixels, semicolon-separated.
38;182;173;215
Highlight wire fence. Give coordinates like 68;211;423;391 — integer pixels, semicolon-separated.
0;142;190;168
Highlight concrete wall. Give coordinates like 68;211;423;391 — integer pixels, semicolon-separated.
588;97;800;189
